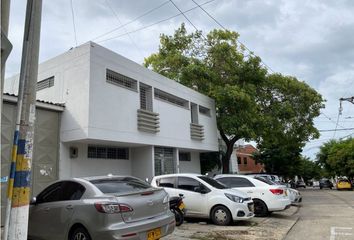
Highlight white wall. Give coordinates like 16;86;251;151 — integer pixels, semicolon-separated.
131;146;154;182
59;143;132;178
87;43;218;152
179;151;201;173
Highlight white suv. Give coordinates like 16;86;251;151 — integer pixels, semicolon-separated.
151;173;254;225
214;175;291;216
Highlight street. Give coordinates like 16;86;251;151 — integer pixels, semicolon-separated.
285;189;354;240
165;189;354;240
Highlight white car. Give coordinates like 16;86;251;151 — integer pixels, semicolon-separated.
151;173;254;225
288;188;302;204
214;175;291;217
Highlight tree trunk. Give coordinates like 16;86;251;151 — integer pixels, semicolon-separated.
219;128;239;174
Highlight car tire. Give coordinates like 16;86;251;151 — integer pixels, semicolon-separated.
253;199;269;217
211;205;232;226
69;226;91;240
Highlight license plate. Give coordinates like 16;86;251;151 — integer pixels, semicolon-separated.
179;202;185;210
147;228;161;240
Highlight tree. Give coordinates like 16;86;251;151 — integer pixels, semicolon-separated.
253;73;324;177
145;24;267;173
317;138;354;179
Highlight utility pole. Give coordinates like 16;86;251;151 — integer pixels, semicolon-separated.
7;1;42;240
339;97;354;115
1;0;13;239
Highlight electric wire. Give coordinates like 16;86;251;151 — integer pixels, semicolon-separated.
190;0;275;73
169;0;207;40
70;0;78;46
319;127;354;132
97;0;215;44
104;0;145;60
91;0;170;42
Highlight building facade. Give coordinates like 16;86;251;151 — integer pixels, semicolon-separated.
235;144;264;174
5;42;219;183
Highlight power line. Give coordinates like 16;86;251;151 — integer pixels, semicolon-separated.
91;0;170;42
319;127;354;132
97;0;215;44
319;112;346;129
190;0;275;73
169;0;206;40
104;0;145;60
70;0;78;46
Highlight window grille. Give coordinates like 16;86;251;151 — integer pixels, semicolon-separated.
154;89;189;108
191;103;199;124
106;69;137;91
154;147;175;176
199;105;211;116
140;83;153;111
88;146;129;160
36;76;54;91
179;152;191;162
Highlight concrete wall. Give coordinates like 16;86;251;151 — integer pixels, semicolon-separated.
179;151;201;173
59;142;132;178
131;146;154;182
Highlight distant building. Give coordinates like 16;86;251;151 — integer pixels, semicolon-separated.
235;144;264;174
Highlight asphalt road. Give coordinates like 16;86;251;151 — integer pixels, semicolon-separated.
285;188;354;240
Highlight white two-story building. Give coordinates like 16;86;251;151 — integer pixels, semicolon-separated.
5;42;218;182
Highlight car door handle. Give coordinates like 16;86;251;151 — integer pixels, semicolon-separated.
66;205;73;210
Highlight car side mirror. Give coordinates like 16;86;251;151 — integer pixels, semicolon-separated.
30;197;37;205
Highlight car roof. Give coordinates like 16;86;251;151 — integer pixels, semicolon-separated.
79;175;137;181
152;173;203;178
214;174;254;180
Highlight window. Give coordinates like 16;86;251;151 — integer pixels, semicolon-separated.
198;176;226;189
199;105;210;116
36;76;54;91
229;177;255;188
179;152;191;162
36;182;63;204
157;177;176;188
237;157;241;164
177;177;200;192
140;83;153;111
62;181;85;200
191;103;199;124
243;157;248;165
88;146;129;160
154;88;189;108
90;177;150;194
106;69;137;91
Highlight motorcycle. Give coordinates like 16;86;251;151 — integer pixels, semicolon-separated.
169;194;185;226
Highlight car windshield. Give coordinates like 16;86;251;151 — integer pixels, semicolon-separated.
198;176;228;189
91;177;151;194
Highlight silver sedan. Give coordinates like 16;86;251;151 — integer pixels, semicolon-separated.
28;176;175;240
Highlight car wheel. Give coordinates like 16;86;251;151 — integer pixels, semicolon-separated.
69;227;91;240
253;199;269;217
211;205;232;226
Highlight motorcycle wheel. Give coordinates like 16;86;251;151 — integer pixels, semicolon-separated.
172;208;184;226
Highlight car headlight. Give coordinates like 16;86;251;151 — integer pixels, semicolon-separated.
225;193;244;203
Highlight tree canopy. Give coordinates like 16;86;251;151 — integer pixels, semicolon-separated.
317;138;354;179
145;24;324;174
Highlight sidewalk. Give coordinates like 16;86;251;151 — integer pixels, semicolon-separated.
163;206;300;240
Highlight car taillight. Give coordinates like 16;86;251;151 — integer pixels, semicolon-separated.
94;202;133;214
269;189;284;195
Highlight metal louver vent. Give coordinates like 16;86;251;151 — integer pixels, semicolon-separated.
36;76;54;91
190;123;204;140
137;109;159;133
106;69;137;91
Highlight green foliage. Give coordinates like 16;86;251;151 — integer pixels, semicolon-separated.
317;138;354;178
145;24;324;174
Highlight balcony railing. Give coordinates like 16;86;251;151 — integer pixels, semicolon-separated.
190;123;204;140
137;109;160;133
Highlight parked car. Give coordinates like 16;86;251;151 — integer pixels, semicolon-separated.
319;179;333;189
151;174;254;225
214;175;291;217
287;188;302;204
28;176;175;240
296;180;306;188
336;179;352;190
312;180;320;188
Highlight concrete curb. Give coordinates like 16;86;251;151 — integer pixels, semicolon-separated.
282;216;300;240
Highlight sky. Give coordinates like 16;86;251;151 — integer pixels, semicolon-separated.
5;0;354;159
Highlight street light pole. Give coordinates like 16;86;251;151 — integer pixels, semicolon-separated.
7;1;42;239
